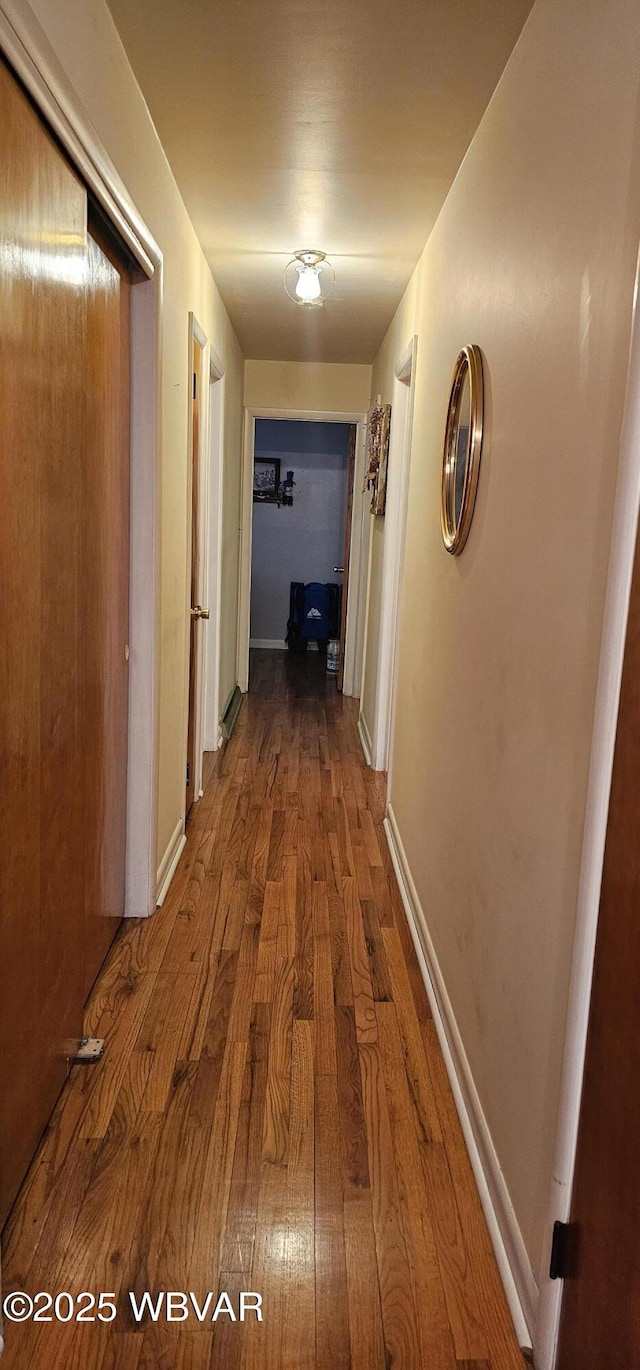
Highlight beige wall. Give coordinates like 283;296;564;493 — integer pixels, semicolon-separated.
244;360;371;414
362;0;640;1287
27;0;245;880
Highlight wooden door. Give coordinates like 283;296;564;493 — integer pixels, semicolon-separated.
186;336;204;817
556;524;640;1368
0;60;130;1224
337;424;357;692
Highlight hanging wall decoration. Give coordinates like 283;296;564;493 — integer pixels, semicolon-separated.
440;344;485;554
363;403;392;515
253;457;281;502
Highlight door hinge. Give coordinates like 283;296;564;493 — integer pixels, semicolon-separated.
73;1037;105;1066
186;762;191;787
549;1220;572;1279
193;371;197;399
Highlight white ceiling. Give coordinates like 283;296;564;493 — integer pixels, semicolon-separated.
107;0;533;363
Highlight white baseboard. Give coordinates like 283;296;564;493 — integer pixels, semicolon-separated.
220;683;237;720
358;711;373;766
384;802;536;1352
156;818;186;907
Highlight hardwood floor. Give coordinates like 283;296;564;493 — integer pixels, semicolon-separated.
1;649;526;1369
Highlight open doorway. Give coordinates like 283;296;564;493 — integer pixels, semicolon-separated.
248;419;353;688
239;407;369;697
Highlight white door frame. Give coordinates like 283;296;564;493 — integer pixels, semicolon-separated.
343;420;370;699
183;314;212;805
0;2;162;919
533;243;640;1369
238;407;368;695
203;347;225;753
370;336;417;775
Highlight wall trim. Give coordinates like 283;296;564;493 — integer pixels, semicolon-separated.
156;819;186;907
209;345;224;382
384;801;535;1351
357;711;373;767
0;1;161;276
374;335;417;779
125;271;162;919
203;364;225;752
220;682;239;718
221;684;243;741
534;240;640;1370
182;313;210;807
250;638;287;649
342;420;369;699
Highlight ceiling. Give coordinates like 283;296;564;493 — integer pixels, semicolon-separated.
107;0;533;363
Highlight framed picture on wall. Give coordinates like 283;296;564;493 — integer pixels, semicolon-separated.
253;457;281;502
363;405;391;515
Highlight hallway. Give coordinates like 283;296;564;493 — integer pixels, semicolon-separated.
1;652;525;1370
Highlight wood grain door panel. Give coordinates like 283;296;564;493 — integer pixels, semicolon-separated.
0;56;87;1223
0;60;130;1224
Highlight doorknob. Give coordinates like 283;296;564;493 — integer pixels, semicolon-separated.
333;566;344;574
191;605;210;620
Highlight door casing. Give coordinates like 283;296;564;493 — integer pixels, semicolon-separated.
533;198;640;1370
203;349;225;752
555;497;640;1363
368;335;417;776
238;406;368;696
337;426;358;692
184;314;220;815
186;327;205;817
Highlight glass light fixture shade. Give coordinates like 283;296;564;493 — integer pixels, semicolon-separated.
295;263;322;302
284;249;335;308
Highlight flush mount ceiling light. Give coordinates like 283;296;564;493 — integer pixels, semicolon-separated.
284;249;335;308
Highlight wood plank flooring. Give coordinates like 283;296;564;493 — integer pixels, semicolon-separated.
0;649;526;1369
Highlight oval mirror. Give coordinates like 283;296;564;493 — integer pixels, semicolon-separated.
441;344;484;555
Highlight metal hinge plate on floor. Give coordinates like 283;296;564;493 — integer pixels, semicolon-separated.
73;1037;105;1065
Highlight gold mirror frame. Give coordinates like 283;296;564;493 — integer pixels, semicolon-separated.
441;344;484;555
